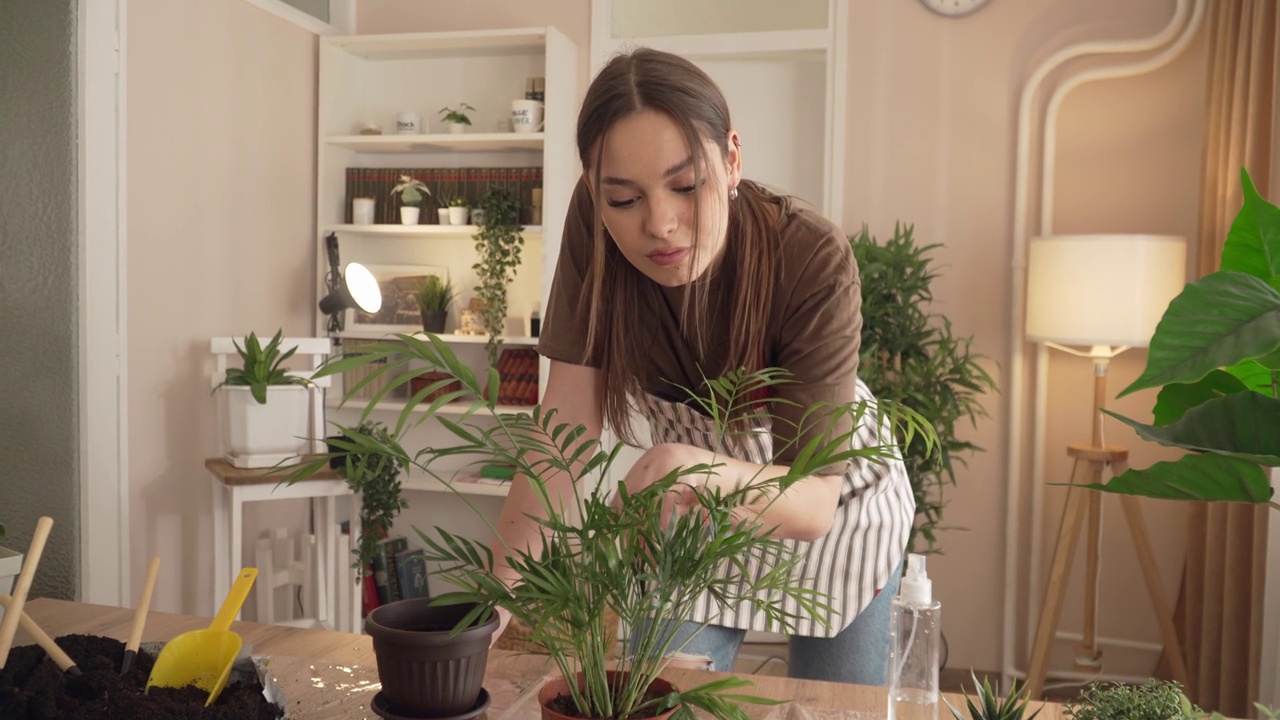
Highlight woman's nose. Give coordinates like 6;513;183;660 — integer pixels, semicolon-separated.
644;196;678;239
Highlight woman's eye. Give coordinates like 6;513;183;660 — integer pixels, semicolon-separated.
674;185;697;195
606;197;637;209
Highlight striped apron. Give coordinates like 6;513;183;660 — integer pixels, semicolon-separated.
635;378;915;638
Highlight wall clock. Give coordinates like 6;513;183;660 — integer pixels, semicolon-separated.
920;0;991;18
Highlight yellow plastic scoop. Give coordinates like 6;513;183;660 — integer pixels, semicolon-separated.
146;568;258;706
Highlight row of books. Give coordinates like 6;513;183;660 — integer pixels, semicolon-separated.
344;167;543;225
360;536;431;615
489;348;539;406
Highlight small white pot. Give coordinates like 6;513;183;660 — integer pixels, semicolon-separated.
399;206;421;225
446;121;467;134
437;207;450;225
448;207;470;225
0;546;23;595
220;384;311;468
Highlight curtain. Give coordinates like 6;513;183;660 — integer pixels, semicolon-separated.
1168;1;1278;716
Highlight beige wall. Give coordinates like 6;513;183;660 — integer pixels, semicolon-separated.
127;0;318;614
124;0;1208;677
843;0;1204;676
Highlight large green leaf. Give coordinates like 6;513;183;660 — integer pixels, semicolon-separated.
1119;272;1280;395
1220;167;1280;283
1105;391;1280;464
1151;370;1249;426
1079;453;1273;505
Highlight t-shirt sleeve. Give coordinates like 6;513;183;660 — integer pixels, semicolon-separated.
769;228;863;477
537;178;598;367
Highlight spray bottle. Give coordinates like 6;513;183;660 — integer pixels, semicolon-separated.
888;553;941;720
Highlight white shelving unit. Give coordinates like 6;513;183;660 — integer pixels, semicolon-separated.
314;28;579;588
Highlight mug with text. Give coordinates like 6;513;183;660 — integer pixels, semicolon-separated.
395;111;421;134
510;100;544;133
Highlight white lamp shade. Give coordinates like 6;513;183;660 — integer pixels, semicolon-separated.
1025;234;1187;348
344;262;382;313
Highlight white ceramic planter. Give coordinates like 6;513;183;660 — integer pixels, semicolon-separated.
399;206;421;225
220;385;311;469
448;207;469;225
0;546;23;595
446;121;467;134
437;207;450;225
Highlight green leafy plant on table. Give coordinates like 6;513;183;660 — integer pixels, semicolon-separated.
284;334;937;720
943;671;1041;720
1090;168;1279;511
851;223;998;554
472;186;525;366
213;330;311;404
327;420;408;577
391;174;433;207
439;103;476;126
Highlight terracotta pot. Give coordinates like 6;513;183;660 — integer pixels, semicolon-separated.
365;599;498;718
537;671;680;720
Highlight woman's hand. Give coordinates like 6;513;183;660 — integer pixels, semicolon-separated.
617;443;723;528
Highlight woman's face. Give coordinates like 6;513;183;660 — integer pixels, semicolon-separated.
588;110;741;287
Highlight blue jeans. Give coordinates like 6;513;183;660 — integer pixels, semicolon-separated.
628;560;904;684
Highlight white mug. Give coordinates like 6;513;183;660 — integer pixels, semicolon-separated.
352;197;376;225
395;110;421;134
510;100;545;133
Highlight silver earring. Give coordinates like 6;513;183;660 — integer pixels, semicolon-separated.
729;186;739;200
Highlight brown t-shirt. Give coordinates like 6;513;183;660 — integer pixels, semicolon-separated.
538;179;863;474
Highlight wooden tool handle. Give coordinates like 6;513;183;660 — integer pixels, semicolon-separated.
0;595;79;675
127;557;161;653
0;516;54;667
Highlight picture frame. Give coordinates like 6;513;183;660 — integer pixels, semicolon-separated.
346;264;449;334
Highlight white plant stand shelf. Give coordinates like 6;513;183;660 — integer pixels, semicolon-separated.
402;474;512;497
0;547;23;596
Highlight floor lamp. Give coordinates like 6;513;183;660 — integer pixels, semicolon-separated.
1022;233;1188;698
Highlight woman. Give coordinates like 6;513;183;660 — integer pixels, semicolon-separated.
491;48;913;685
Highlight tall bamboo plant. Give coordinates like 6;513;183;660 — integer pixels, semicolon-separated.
285;335;937;720
1095;168;1280;510
851;224;998;553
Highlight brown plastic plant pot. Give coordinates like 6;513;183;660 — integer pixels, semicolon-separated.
537;671;680;720
365;599;498;718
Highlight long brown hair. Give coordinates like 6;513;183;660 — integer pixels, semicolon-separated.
577;48;784;443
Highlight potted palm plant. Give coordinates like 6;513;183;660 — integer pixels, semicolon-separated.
284;335;935;720
214;330;313;469
415;275;455;334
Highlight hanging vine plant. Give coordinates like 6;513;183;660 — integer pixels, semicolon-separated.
472;186;525;366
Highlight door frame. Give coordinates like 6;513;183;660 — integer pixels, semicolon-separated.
78;0;129;605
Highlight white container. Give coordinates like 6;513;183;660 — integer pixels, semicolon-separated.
0;546;23;595
448;206;469;225
445;121;467;134
395;110;421;134
353;198;375;225
888;554;940;720
399;206;421;225
220;385;311;469
437;207;450;225
511;99;544;133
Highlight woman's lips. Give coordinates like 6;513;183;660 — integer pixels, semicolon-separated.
648;248;689;267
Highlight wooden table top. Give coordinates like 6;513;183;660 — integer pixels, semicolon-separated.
19;598;1071;720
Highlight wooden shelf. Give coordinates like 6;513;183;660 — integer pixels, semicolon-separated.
401;474;511;497
325;29;547;60
324;224;543;236
335;331;540;345
326;133;544;153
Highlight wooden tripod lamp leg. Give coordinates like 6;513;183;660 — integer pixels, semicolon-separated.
1117;491;1191;688
1075;478;1104;671
1026;459;1092;699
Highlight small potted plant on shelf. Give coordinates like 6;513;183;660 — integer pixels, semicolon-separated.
447;196;470;226
472;186;524;365
414;274;455;334
214;330;313;469
438;103;476;134
391;175;433;226
283;337;936;720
